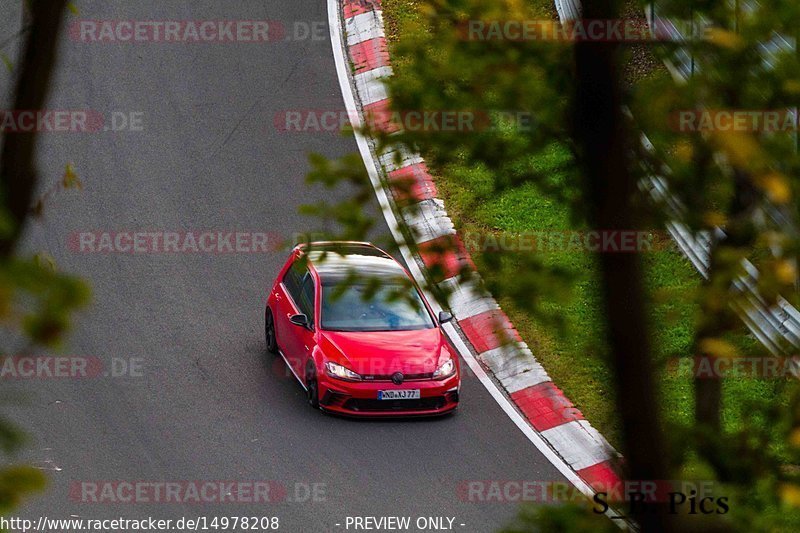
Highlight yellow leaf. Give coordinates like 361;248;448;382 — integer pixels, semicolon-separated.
758;172;791;204
698;338;739;358
674;140;693;163
62;163;82;190
705;28;744;50
712;132;762;170
784;80;800;95
789;428;800;448
34;252;57;272
775;260;797;285
780;484;800;507
703;211;727;227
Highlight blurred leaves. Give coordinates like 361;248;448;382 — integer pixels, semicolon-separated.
0;258;90;347
0;53;11;73
500;502;618;533
303;0;800;529
0;466;45;516
300;153;377;242
0;251;90;498
31;163;81;217
1;1;86;524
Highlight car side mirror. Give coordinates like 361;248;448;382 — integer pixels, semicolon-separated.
438;311;454;324
289;313;311;329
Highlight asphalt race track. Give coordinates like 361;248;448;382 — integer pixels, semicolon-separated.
2;1;567;531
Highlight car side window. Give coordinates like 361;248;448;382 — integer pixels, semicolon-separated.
282;260;304;306
298;273;316;326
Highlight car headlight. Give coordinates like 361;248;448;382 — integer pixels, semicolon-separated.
325;362;362;381
433;358;455;379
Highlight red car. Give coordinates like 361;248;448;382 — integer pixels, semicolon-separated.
265;241;460;417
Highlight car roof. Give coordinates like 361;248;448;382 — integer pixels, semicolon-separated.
299;242;409;284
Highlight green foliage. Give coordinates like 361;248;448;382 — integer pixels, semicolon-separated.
302;0;800;528
500;503;618;533
1;258;90;346
381;0;581;210
300;153;378;243
0;54;11;73
0;253;89;518
632;0;800;304
1;1;89;519
0;466;46;516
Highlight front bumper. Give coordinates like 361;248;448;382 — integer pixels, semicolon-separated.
318;373;460;418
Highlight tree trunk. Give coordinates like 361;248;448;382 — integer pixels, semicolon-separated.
0;0;69;257
694;168;757;475
572;0;673;529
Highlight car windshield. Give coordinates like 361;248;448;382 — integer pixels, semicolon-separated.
321;281;435;332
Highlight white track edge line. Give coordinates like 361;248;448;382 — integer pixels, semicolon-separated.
327;2;630;527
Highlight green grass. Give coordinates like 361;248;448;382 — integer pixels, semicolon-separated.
433;140;715;445
381;0;791;451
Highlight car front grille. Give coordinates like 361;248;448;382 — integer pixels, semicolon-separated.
360;373;434;382
342;396;447;412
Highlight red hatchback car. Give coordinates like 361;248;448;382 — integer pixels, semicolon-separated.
265;241;460;417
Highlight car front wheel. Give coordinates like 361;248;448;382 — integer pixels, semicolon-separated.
306;364;320;409
265;307;278;354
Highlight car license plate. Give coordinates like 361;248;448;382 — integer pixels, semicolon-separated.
378;389;420;400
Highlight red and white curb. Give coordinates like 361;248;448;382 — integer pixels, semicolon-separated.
328;0;627;524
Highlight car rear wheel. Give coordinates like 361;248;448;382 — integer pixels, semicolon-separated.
306;364;320;409
265;307;277;354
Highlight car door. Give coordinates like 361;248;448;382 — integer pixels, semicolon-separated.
274;259;306;373
295;271;318;382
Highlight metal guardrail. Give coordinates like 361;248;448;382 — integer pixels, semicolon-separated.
554;0;581;22
640;174;800;355
646;1;797;76
555;0;800;355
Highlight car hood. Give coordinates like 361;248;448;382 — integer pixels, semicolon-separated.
319;328;445;376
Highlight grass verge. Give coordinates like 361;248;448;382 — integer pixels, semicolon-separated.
381;0;789;452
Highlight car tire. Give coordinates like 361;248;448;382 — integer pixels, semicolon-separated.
306;364;320;409
265;307;278;355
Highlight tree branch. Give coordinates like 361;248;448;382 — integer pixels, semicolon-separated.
0;0;68;258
